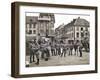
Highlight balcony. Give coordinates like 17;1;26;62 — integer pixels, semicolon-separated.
38;17;51;21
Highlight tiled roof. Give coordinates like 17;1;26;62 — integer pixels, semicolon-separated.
74;17;89;27
64;17;89;28
56;23;65;29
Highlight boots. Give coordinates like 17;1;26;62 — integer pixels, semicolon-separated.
35;59;39;65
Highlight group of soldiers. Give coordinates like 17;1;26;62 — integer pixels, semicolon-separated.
50;41;83;57
28;39;83;65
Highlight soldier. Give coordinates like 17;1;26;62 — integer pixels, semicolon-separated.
73;41;79;56
40;42;50;61
57;44;61;56
55;44;58;56
34;47;40;65
68;43;73;56
61;44;66;57
29;42;34;63
45;47;50;61
79;42;83;57
51;43;55;56
40;43;45;59
55;42;61;56
66;45;69;55
29;40;40;65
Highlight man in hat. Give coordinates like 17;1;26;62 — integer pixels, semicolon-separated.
29;40;40;65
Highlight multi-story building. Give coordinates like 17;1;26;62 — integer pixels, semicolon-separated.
26;16;38;41
26;13;55;41
55;23;65;39
38;13;55;37
55;17;90;44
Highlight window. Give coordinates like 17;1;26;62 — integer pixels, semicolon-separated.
76;32;79;38
33;30;36;34
30;19;33;22
85;27;88;31
46;29;49;33
72;33;74;37
81;27;83;31
81;32;84;37
28;30;32;34
26;24;29;28
29;19;33;28
85;33;88;36
26;30;28;34
33;24;36;28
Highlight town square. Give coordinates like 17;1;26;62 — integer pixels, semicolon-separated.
25;13;90;67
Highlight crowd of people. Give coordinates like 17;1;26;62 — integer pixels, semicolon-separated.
28;38;84;65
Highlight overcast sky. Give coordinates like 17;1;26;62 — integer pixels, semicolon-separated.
26;13;90;29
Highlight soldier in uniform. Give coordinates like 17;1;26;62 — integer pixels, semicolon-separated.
55;44;58;56
29;40;40;65
40;42;50;61
51;43;55;56
34;45;40;65
73;41;79;56
40;43;45;59
55;43;61;56
29;42;34;63
68;43;73;56
58;44;61;56
79;42;83;57
61;44;66;57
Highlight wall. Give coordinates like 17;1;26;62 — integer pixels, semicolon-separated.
0;0;99;80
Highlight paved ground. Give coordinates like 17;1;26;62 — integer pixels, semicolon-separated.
25;50;89;67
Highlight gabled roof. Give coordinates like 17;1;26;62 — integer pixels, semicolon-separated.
74;17;89;27
56;23;65;30
64;17;89;28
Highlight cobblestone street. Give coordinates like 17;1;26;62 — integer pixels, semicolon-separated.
26;51;89;67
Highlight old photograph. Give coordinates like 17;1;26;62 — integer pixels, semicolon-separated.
11;2;97;77
25;12;90;67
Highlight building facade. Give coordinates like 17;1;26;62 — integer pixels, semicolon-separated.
26;16;38;41
26;13;55;41
38;13;55;37
55;23;65;39
55;17;90;44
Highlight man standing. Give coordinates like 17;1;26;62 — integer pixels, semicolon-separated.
61;44;66;57
29;40;40;65
73;41;79;56
51;43;55;56
29;42;34;63
79;42;83;57
69;43;73;56
58;44;61;56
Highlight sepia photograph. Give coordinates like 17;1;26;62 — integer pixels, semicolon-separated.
25;12;90;67
11;2;97;77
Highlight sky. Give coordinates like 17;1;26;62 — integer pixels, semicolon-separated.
26;12;90;29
